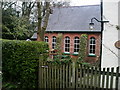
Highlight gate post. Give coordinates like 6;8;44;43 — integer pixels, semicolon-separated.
38;54;43;88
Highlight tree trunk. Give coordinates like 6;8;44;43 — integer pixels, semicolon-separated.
37;1;50;41
37;1;42;41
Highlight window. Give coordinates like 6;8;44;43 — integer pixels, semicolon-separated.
52;36;56;49
64;36;70;53
74;37;79;54
44;36;49;43
89;37;96;55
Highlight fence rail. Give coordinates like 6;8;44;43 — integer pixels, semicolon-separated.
38;61;120;89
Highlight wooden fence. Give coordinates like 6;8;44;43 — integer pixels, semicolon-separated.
38;61;120;89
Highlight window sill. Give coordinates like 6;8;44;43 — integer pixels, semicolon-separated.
63;52;70;55
88;54;96;57
72;53;78;56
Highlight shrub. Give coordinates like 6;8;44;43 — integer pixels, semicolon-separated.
78;34;88;62
2;39;49;88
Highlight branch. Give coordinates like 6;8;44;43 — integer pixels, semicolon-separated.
103;44;120;59
37;1;42;41
42;2;50;30
96;36;120;60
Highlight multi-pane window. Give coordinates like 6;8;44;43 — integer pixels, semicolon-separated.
44;36;49;43
52;36;56;49
74;37;80;53
89;37;96;55
64;37;70;52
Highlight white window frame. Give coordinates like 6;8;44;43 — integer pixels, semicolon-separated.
74;37;79;54
44;36;49;43
64;36;70;53
89;37;96;55
52;36;56;49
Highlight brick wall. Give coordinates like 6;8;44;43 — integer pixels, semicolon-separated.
38;32;101;63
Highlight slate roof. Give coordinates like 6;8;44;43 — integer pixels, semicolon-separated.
31;5;101;40
46;5;101;32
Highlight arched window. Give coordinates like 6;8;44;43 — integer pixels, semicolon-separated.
74;37;79;54
89;37;96;55
44;36;48;43
64;36;70;53
52;36;56;49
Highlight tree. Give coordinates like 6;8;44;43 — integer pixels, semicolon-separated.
52;0;70;7
37;0;51;41
1;0;70;40
37;0;70;41
2;1;35;40
21;2;36;17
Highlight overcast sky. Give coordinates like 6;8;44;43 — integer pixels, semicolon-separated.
70;0;100;6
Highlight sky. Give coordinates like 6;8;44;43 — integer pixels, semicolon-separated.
5;0;100;6
70;0;100;6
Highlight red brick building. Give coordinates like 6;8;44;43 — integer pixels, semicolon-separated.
31;5;101;63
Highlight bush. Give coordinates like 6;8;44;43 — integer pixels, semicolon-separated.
78;34;88;62
2;39;49;88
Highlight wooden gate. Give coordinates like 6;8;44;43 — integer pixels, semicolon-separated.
38;61;120;89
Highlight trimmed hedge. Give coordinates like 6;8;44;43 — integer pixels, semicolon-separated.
2;39;49;88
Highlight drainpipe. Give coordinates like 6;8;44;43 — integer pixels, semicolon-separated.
99;0;103;68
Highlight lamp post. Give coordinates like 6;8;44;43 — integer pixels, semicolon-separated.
89;17;109;30
89;17;109;67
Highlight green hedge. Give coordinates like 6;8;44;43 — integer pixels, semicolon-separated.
2;39;49;88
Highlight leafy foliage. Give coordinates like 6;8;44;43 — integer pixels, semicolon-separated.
2;39;49;88
2;4;35;40
47;55;72;65
55;33;63;59
78;34;88;62
53;55;72;64
2;82;18;89
52;0;70;7
47;33;71;64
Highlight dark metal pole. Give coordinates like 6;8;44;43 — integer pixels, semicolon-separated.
91;17;102;23
91;17;109;23
99;0;103;68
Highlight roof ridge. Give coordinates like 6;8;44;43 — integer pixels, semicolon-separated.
52;4;100;8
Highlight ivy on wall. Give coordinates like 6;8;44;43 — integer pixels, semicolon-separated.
55;33;63;59
48;33;72;64
78;34;88;62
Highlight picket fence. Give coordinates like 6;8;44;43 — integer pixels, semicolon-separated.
38;61;120;89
